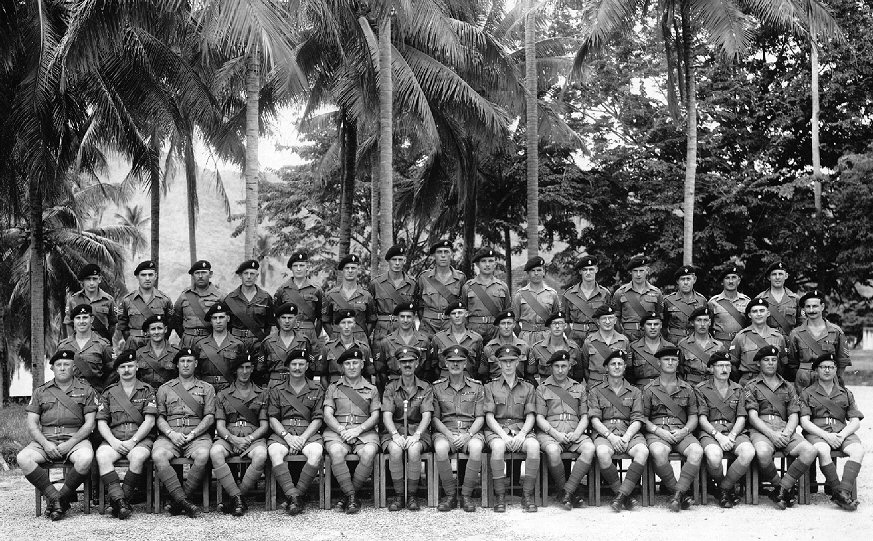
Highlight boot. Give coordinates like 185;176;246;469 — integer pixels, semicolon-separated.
346;492;360;514
493;493;506;513
286;494;303;516
178;498;200;518
111;496;133;520
832;489;857;511
437;495;457;512
461;495;476;513
610;494;625;513
332;496;347;513
731;485;743;505
681;492;693;510
718;488;734;509
521;490;537;513
46;497;64;521
230;495;246;517
406;496;420;511
774;487;791;510
668;491;683;512
388;495;404;512
624;494;638;510
560;490;574;511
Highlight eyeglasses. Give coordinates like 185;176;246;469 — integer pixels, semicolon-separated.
817;365;836;371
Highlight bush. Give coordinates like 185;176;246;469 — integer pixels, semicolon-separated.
0;404;29;468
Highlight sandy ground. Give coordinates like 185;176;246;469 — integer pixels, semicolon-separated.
2;387;872;541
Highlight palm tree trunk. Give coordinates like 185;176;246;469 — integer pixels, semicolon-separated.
0;302;6;401
811;43;822;215
525;0;539;259
338;111;357;257
184;134;198;264
244;52;261;259
371;167;380;278
29;177;45;389
378;14;393;272
150;133;161;276
661;8;680;122
504;224;513;295
462;146;478;277
681;2;696;266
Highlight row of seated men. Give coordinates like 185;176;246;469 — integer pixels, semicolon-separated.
20;323;863;522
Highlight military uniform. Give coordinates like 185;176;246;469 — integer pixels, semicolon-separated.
678;335;724;386
64;290;116;342
432;376;485;445
267;379;325;447
323;376;381;447
483;375;537;442
787;321;850;390
482;334;529;381
588;380;647;450
322;285;375;344
529;336;583;382
117;289;174;351
374;330;430;385
224;285;274;351
461;276;510;343
25;377;98;460
561;283;611;344
135;342;178;390
800;380;863;445
428;329;483;381
56;333;114;392
581;331;630;387
259;333;312;385
642;378;701;451
663;291;708;345
694;379;751;449
213;383;268;455
512;283;560;345
613;282;663;342
273;278;324;345
319;338;373;385
195;335;245;392
97;380;158;451
628;337;675;390
369;272;417;343
756;287;802;337
729;326;786;384
743;374;806;452
416;267;467;337
380;377;434;450
708;292;751;342
174;284;224;349
535;376;590;452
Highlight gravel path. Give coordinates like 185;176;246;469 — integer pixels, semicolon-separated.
3;387;872;541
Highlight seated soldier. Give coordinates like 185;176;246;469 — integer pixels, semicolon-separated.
382;346;434;511
135;314;178;390
484;345;540;513
536;350;595;510
267;347;325;515
799;352;865;511
642;346;704;512
431;346;486;512
210;354;269;516
18;350;97;521
481;310;529;383
319;309;374;389
695;351;755;508
95;351;157;519
259;302;312;386
745;345;817;510
151;348;216;517
323;348;381;514
529;311;583;383
589;350;649;512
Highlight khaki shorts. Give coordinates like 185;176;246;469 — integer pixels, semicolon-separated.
211;437;267;458
698;432;751;449
537;432;593;454
152;434;213;458
645;431;702;454
25;438;93;462
432;432;485;452
380;431;432;451
804;432;861;448
749;430;807;453
97;439;154;456
594;433;647;452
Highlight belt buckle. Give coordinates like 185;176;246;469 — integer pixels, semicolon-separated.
235;420;247;426
825;417;834;425
52;426;64;435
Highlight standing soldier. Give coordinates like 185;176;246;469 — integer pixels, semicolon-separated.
431;346;486;512
678;307;725;386
426;301;483;382
416;240;467;337
151;348;215;518
374;302;430;391
529;312;583;383
369;245;416;344
267;347;325;515
210;354;269;516
174;260;224;349
513;256;560;346
484;345;540;513
259;303;312;386
322;348;381;514
64;263;116;343
319;310;374;387
561;255;611;345
663;266;707;345
708;264;751;343
273;252;324;346
581;305;630;388
323;254;375;345
756;261;802;337
461;247;510;343
196;302;245;393
627;311;675;390
589;350;649;512
614;256;663;342
787;290;851;391
95;351;157;519
481;310;529;382
56;304;114;392
642;346;704;512
225;260;274;352
535;351;595;510
729;299;787;385
18;350;97;521
135;314;178;390
117;260;174;351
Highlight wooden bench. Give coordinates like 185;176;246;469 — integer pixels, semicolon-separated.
34;462;92;517
378;452;436;507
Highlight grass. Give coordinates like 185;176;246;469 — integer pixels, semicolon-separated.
0;403;28;468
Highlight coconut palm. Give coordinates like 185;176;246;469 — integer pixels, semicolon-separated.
115;204;150;258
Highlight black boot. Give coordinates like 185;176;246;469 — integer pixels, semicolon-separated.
46;497;64;521
521;490;537;513
437;495;457;512
332;496;347;513
111;496;133;520
719;488;734;508
493;493;506;513
668;491;683;512
624;495;638;510
774;487;791;510
287;494;303;516
230;495;246;517
461;495;476;512
178;498;200;518
681;492;693;510
832;489;858;511
610;494;625;513
346;492;360;514
560;490;574;511
388;495;404;512
406;496;420;511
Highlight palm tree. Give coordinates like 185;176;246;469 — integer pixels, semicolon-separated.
115;204;150;259
378;11;394;271
525;0;539;259
254;233;277;286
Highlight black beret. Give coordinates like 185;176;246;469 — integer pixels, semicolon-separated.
141;313;168;332
395;346;420;362
545;311;567;327
673;265;698;282
393;302;416;316
766;261;788;275
76;263;101;281
206;301;230;319
689;307;711;320
442;345;469;361
719;264;743;281
429;239;453;254
641;311;661;325
745;297;769;316
811;352;837;371
50;349;76;365
285;348;311;364
274;303;299;319
173;348;197;364
578;254;598;268
133;260;157;275
337;253;362;270
753;345;780;363
236;259;259;274
625;256;648;272
443;300;466;316
707;351;732;367
337;347;366;364
524;256;546;272
547;350;572;365
70;304;93;317
495;345;522;360
334;309;356;324
287;252;308;267
188;260;212;274
655;346;681;359
493;310;516;325
799;290;824;307
384;245;406;260
230;353;256;374
113;350;137;370
603;349;628;366
472;247;501;263
593;305;616;319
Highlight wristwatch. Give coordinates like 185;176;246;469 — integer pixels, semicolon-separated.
711;429;718;437
280;430;288;437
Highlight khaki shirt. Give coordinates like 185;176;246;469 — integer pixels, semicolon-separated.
369;272;416;319
56;333;114;391
587;380;644;425
529;336;583;380
195;334;245;391
461;276;510;322
628;337;675;387
708;292;751;340
156;377;216;423
64;289;116;341
428;329;483;378
787;321;851;372
382;377;434;430
729;326;786;375
322;284;375;340
743;374;800;419
484;376;536;431
678;335;724;386
267;379;324;424
482;334;530;380
613;282;663;339
662;291;708;341
756;288;803;336
799;381;864;432
432;377;484;428
694;379;746;425
415;267;467;320
216;383;268;436
374;330;430;379
97;380;157;439
581;331;630;385
642;378;698;425
324;377;381;417
272;278;324;331
117;288;174;339
135;342;178;390
318;338;373;381
561;283;612;342
27;378;98;429
224;286;274;339
512;283;560;327
173;284;224;335
259;333;313;382
535;376;587;433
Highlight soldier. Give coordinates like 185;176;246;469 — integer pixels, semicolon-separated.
561;254;612;345
382;346;434;511
323;348;381;514
151;348;216;517
370;245;417;344
426;301;483;381
642;346;704;512
535;350;595;510
18;350;97;521
135;314;178;390
319;309;374;387
513;256;559;345
529;311;583;383
95;350;157;519
195;301;245;393
432;346;486;512
614;256;664;342
663;266;707;345
267;347;325;515
729;298;787;384
708;264;751;343
210;354;269;516
581;305;630;388
374;302;430;391
461;247;510;343
259;303;312;386
225;260;274;352
787;289;851;391
589;350;649;512
481;310;529;382
744;345;817;510
56;304;114;392
323;254;375;345
173;260;224;349
799;353;864;511
416;240;467;337
64;263;116;342
117;260;174;351
695;351;755;508
627;311;675;390
273;251;324;345
678;307;725;386
756;261;802;337
484;345;540;513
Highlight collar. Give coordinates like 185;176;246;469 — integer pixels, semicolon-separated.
229;285;266;299
543;375;573;388
811;380;843;397
339;376;370;389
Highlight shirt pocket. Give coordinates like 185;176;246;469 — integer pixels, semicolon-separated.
621;396;634;407
676;395;689;407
